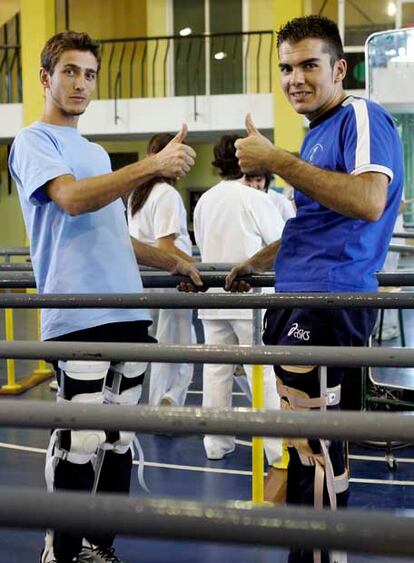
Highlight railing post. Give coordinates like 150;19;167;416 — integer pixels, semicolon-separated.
251;287;264;503
2;308;20;392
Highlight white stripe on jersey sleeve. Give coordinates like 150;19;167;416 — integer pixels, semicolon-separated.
352;98;370;170
349;98;393;181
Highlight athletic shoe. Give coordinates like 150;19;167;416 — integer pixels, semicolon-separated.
78;545;124;562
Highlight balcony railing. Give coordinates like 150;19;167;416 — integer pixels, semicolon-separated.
0;44;20;103
0;14;20;103
97;30;275;100
0;30;275;105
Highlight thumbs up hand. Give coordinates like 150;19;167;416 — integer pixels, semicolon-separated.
154;123;196;178
235;113;276;173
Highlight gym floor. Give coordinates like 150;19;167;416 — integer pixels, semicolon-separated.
0;304;413;562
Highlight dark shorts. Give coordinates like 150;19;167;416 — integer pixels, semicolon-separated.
263;306;377;349
46;320;156;372
262;306;377;401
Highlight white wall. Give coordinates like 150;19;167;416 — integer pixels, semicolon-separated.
0;94;273;141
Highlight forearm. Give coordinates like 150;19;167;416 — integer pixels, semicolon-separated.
131;236;180;272
248;240;281;272
49;157;158;216
267;149;386;221
155;238;195;262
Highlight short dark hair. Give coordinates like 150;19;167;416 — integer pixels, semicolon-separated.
212;134;243;180
244;171;273;191
277;15;344;65
41;31;101;75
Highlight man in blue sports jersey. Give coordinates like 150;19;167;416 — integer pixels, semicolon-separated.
9;31;201;563
226;15;403;563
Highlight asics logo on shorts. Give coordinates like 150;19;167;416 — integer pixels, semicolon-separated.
287;323;310;341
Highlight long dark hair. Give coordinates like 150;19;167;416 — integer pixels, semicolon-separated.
129;133;176;217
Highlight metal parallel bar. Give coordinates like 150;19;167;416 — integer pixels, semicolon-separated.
0;289;414;308
1;488;413;557
0;399;414;443
393;232;414;239
0;247;29;256
1;271;414;290
129;42;137;98
151;38;159;97
2;341;414;370
388;243;414;253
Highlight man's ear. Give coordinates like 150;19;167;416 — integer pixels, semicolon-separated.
334;58;347;83
40;67;50;88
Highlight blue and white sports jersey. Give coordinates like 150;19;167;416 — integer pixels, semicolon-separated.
275;96;404;293
9;121;150;340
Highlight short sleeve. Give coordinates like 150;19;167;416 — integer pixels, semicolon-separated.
9;127;73;206
152;186;182;240
340;99;395;181
250;192;284;245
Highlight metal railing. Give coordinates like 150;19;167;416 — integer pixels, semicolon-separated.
97;30;274;100
0;28;274;105
0;271;413;290
0;14;21;103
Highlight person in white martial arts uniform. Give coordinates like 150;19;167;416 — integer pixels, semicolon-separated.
374;203;404;341
128;133;195;407
193;134;284;462
8;31;200;563
244;171;296;223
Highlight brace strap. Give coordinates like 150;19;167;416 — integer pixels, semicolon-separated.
276;378;341;409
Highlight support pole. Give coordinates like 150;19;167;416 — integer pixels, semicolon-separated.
2;309;20;391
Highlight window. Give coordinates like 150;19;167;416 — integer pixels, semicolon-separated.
172;0;243;95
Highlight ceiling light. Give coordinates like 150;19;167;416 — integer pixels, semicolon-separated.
179;27;192;36
387;2;396;17
214;51;227;60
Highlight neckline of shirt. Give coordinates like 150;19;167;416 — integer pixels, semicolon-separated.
309;95;353;130
34;120;81;134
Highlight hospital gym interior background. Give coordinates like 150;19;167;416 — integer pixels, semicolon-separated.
1;1;414;562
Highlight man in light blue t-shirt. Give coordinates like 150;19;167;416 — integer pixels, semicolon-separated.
9;30;201;563
226;15;403;563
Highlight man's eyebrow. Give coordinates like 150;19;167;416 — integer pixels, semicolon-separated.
62;63;97;73
279;57;322;69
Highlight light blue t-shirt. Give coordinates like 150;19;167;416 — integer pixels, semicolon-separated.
275;96;404;293
9;121;150;339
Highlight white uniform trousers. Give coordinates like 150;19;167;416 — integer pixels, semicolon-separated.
202;318;282;464
149;298;194;406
